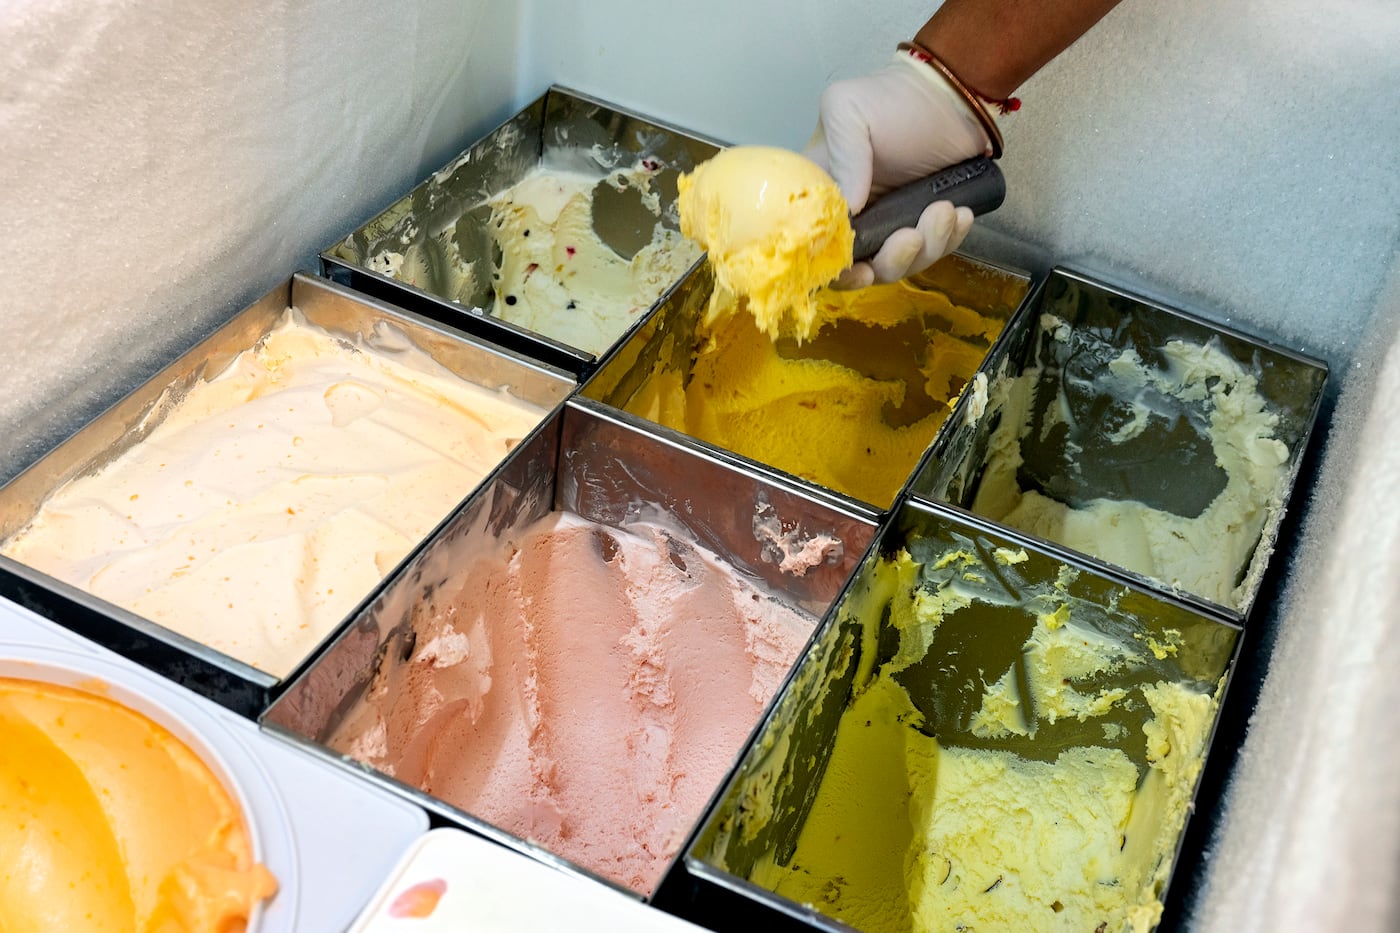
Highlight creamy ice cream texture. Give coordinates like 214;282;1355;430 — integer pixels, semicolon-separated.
702;536;1226;933
678;146;854;341
367;160;701;357
328;509;819;896
0;309;548;677
626;272;1005;508
970;316;1292;609
0;676;277;932
485;164;701;355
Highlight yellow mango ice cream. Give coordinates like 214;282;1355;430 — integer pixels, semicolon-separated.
698;529;1232;933
678;146;854;340
612;259;1013;507
0;677;277;932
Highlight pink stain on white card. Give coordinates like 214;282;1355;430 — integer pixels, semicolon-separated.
388;878;447;919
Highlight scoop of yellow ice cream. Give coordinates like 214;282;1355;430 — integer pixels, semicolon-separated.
678;146;854;341
0;677;277;932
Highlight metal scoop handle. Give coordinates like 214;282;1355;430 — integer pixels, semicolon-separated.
850;156;1006;262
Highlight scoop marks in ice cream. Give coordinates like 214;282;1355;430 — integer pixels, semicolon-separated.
329;510;816;895
363;160;701;358
971;329;1292;609
627;275;1004;507
678;146;854;341
710;543;1222;933
0;677;277;932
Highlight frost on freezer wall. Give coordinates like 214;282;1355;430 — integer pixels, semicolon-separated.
1181;262;1400;933
0;0;523;480
524;0;1400;374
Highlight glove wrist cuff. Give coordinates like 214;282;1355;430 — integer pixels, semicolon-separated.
896;41;1009;159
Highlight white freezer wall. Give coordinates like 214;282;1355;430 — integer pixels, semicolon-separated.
0;0;525;476
3;1;1400;931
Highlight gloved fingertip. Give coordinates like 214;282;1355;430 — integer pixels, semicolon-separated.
832;263;875;291
870;229;923;283
902;202;968;276
954;206;974;237
947;206;975;254
830;160;872;214
918;200;957;242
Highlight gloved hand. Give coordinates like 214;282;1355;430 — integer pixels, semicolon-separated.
805;50;993;288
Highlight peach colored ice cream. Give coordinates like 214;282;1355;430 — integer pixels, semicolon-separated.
1;309;548;677
329;510;815;894
0;677;277;932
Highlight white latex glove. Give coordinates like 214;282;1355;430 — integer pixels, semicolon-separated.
805;51;993;288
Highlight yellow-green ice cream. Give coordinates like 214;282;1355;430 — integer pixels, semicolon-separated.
715;540;1223;933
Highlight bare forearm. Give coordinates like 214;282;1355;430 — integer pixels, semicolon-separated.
915;0;1122;100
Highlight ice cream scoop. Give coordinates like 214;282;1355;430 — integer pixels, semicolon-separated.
678;146;1003;340
679;146;853;339
847;155;1005;260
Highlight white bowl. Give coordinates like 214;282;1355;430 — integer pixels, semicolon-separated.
0;648;291;931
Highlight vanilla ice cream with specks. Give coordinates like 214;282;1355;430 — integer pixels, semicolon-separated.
1;309;548;677
486;164;701;355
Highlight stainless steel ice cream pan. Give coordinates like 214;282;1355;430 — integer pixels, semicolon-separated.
581;251;1034;513
910;266;1329;623
321;85;722;377
0;271;575;716
658;498;1242;933
261;398;880;900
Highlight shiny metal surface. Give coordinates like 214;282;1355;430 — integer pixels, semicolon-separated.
559;400;877;616
0;272;575;716
262;399;880;898
321;85;723;375
662;498;1242;932
912;266;1330;622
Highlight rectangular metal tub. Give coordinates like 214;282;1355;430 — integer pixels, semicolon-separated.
658;498;1242;932
0;272;575;716
321;85;723;377
910;267;1329;622
261;398;880;899
581;252;1034;513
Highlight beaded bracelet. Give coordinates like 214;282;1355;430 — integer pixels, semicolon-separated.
897;40;1017;160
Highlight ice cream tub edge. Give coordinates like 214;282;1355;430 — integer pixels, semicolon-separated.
321;84;724;376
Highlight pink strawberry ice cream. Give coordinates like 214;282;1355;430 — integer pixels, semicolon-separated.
328;509;815;894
